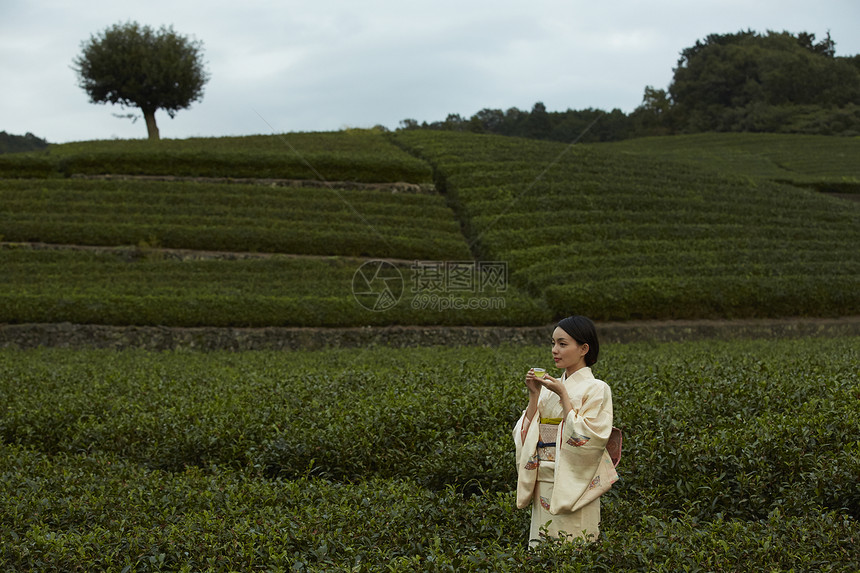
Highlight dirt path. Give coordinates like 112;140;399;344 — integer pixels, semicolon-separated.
70;173;436;194
0;241;418;265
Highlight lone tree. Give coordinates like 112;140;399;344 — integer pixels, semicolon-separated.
73;21;209;140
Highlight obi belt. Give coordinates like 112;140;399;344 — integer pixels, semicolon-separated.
537;417;561;462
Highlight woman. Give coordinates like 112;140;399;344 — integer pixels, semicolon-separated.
513;315;618;546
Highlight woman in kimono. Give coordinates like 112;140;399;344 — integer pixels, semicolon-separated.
513;315;617;546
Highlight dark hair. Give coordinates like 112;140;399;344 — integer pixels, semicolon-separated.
557;315;600;366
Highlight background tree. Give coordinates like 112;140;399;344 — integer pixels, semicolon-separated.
630;86;673;136
524;101;552;139
73;21;209;140
0;132;49;154
668;30;860;133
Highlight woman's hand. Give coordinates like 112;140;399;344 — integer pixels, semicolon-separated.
540;374;564;396
540;374;574;417
525;368;543;396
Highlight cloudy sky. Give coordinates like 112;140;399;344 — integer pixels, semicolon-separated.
2;0;858;143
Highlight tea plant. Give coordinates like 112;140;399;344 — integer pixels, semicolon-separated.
0;337;857;570
0;247;546;327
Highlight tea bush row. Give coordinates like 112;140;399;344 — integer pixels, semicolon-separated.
2;446;857;572
0;179;469;260
0;221;467;261
0;337;857;570
0;446;528;572
0;131;434;183
500;237;853;270
0;248;547;327
482;222;855;251
607;132;860;190
542;274;859;320
0;178;446;216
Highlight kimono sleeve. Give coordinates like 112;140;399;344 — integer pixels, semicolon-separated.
512;410;541;509
559;380;613;451
550;379;614;514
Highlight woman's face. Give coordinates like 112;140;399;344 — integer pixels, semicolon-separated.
551;326;588;374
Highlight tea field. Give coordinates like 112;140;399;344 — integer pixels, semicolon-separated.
605;132;860;193
0;247;544;327
0;130;434;182
394;130;860;321
2;129;859;326
0;129;858;570
1;336;857;571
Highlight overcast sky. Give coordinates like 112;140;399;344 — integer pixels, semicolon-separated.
2;0;858;143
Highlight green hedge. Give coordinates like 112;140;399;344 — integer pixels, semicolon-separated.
0;153;58;178
0;337;857;570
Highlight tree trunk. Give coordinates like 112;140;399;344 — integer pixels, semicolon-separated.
143;109;160;140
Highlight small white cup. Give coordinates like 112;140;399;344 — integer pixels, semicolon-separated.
533;367;546;379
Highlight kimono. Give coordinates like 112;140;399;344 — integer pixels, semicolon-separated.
512;366;617;546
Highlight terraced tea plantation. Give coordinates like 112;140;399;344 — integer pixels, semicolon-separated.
394;130;860;321
0;337;857;570
0;129;858;570
2;129;858;327
0;130;544;326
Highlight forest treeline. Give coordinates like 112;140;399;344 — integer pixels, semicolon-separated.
0;132;49;154
400;30;860;143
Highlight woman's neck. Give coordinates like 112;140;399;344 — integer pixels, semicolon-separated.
565;363;587;377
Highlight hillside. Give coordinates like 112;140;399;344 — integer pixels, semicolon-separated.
0;130;543;327
394;130;859;321
0;130;857;328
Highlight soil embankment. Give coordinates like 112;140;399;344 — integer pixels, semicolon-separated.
1;317;858;351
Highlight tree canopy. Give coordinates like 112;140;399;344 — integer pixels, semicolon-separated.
73;22;209;140
668;30;860;133
0;132;49;154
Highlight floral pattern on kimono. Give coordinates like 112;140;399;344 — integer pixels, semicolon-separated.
566;433;590;447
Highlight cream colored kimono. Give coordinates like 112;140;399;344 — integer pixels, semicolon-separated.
513;366;616;546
